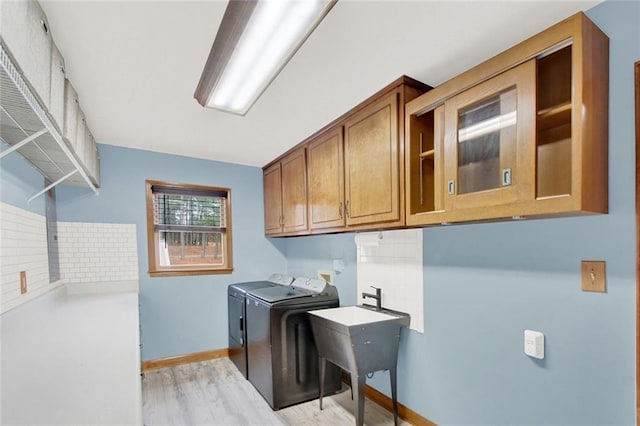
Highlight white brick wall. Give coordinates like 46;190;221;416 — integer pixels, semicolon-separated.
57;222;138;284
0;202;51;312
0;203;139;312
356;228;424;333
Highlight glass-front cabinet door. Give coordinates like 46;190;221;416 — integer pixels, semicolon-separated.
444;59;536;211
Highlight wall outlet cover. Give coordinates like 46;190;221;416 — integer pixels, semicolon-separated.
317;270;333;285
524;329;544;359
19;271;27;294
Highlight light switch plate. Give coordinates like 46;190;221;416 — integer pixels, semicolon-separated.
524;330;544;359
581;261;606;293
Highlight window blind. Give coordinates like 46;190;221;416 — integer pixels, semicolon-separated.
152;186;227;233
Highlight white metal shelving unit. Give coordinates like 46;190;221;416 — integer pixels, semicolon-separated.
0;43;98;201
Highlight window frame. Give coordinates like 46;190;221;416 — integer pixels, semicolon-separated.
145;180;233;277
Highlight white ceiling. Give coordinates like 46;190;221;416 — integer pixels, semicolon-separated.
39;0;600;168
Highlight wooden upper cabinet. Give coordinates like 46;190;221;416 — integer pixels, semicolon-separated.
405;12;608;226
344;92;400;226
308;126;345;230
262;76;431;237
281;148;308;234
305;78;429;234
263;163;283;235
263;147;308;236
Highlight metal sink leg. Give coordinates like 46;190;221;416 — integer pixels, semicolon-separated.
318;357;326;410
351;372;366;426
390;366;398;425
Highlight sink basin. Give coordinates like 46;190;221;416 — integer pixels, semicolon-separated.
310;305;406;327
309;305;409;374
308;305;410;426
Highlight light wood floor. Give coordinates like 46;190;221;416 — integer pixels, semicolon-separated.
142;357;411;425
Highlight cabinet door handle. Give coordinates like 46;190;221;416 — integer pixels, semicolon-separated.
339;202;343;219
345;200;350;218
447;180;455;195
40;19;49;35
502;168;512;186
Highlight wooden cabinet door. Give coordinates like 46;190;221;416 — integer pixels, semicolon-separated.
443;59;536;211
344;92;400;226
307;126;345;230
281;148;308;233
263;163;283;235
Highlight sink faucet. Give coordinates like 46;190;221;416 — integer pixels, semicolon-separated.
362;286;382;311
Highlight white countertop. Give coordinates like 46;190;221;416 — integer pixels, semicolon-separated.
1;284;142;425
309;305;397;326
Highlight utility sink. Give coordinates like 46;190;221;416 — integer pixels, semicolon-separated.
308;305;410;426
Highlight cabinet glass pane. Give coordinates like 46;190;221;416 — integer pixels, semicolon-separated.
457;88;517;194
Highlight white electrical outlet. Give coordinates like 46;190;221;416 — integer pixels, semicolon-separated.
524;330;544;359
317;270;333;285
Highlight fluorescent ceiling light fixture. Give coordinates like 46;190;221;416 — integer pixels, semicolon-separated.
194;0;336;115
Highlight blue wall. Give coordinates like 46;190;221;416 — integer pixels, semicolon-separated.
56;145;287;360
0;143;46;214
284;232;358;307
283;1;639;424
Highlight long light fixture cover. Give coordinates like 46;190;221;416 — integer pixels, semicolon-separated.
194;0;336;115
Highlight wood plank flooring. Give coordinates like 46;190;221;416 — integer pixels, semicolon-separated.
142;357;411;425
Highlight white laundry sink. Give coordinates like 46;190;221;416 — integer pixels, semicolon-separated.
309;305;401;326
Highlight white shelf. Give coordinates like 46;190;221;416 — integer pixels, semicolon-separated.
0;43;98;196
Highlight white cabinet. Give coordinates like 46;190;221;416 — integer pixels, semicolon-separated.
0;0;52;108
63;79;79;147
49;42;65;131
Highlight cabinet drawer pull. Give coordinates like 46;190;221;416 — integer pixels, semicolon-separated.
502;168;512;186
447;180;455;195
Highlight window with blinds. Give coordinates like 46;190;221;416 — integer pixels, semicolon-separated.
146;180;233;276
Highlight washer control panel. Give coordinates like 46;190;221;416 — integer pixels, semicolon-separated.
291;277;327;293
268;273;295;286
